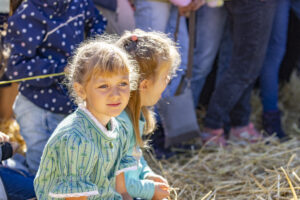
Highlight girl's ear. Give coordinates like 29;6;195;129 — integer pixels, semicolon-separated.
74;82;86;100
139;79;149;91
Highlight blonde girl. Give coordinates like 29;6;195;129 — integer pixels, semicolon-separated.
34;37;138;200
116;29;180;200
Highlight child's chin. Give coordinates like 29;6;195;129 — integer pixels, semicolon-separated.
110;111;123;117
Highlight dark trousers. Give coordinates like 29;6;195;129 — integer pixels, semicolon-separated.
0;167;35;200
204;0;278;129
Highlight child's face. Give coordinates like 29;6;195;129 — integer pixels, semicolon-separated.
140;61;171;106
76;73;130;124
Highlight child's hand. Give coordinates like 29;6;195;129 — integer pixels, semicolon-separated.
152;182;170;200
146;174;168;185
0;131;9;142
178;0;205;16
121;192;133;200
190;0;206;11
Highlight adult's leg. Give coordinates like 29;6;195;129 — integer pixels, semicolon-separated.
260;0;290;113
215;21;232;87
162;5;189;98
96;0;135;34
204;0;277;129
134;0;171;32
291;0;300;19
190;5;227;106
0;167;35;200
13;94;66;174
259;0;290;138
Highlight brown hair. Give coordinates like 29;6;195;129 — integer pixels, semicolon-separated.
65;35;138;105
117;29;180;147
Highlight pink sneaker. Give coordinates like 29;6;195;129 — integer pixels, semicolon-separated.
201;127;226;147
229;123;263;144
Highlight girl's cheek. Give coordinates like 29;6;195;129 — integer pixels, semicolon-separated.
121;88;130;95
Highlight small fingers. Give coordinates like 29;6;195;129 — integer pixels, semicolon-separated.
0;132;10;142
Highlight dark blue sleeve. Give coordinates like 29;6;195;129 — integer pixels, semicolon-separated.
93;0;117;11
4;8;64;87
84;0;107;37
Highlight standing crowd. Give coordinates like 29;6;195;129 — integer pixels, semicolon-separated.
0;0;300;199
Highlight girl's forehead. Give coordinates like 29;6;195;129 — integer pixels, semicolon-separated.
91;72;129;81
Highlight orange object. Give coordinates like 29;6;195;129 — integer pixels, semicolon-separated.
131;35;138;41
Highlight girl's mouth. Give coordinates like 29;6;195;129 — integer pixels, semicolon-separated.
107;103;121;107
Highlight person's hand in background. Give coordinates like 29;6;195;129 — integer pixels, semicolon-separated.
178;0;205;16
0;131;9;142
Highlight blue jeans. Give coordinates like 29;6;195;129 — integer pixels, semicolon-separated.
216;21;232;87
0;167;35;200
260;0;291;112
163;5;189;98
291;0;300;19
135;0;188;98
134;0;171;32
204;0;278;129
13;94;66;174
191;5;228;106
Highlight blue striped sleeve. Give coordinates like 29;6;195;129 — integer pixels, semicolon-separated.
48;134;99;199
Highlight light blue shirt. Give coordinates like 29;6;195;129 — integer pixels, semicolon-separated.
117;111;155;200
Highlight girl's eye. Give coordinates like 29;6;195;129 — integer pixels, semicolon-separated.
99;84;108;89
119;82;129;87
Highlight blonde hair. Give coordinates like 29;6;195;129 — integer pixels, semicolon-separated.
117;29;181;147
65;36;138;105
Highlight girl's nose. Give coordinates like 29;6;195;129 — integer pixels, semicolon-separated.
110;87;121;98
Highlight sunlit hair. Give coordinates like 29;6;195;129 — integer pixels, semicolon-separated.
65;35;139;105
117;29;181;147
0;31;10;79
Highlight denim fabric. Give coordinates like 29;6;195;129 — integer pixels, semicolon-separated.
204;0;278;129
260;0;290;112
190;5;228;106
134;1;189;124
0;0;9;13
134;0;171;32
0;167;35;200
291;0;300;19
163;5;189;98
93;0;117;11
96;0;135;35
13;94;66;175
215;22;232;87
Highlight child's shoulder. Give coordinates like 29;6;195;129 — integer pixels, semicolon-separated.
116;111;131;124
116;111;132;132
47;111;91;145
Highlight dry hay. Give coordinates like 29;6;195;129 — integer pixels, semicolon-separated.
144;71;300;199
145;137;300;200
